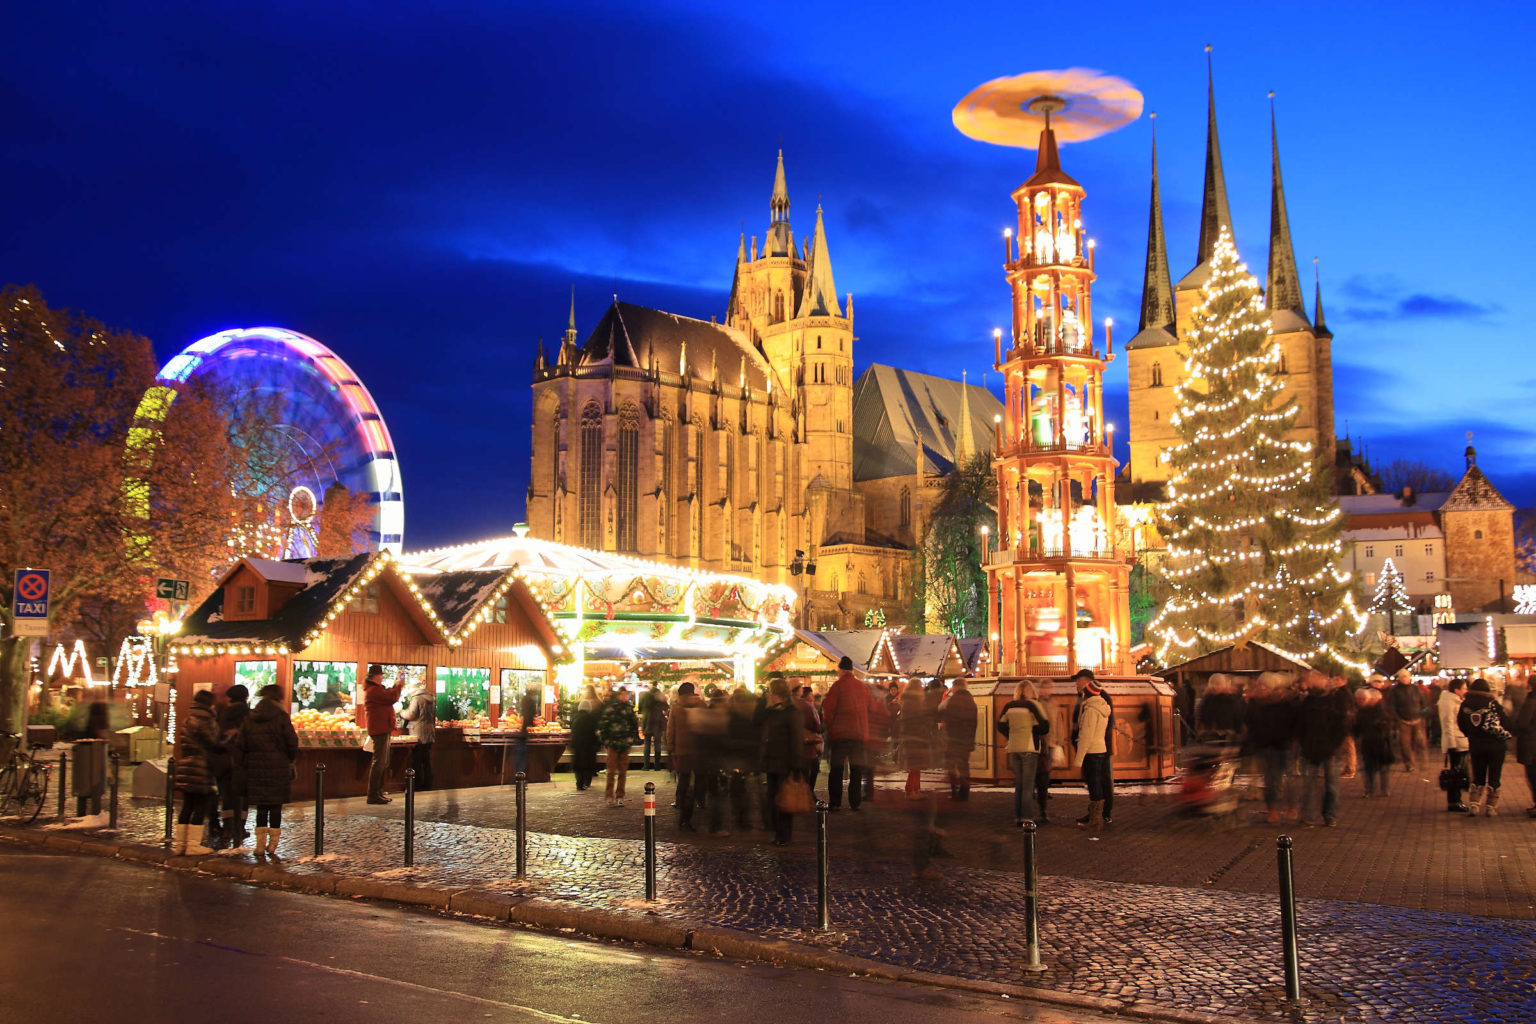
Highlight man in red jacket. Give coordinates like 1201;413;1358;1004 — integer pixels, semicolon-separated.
363;664;403;804
821;656;872;810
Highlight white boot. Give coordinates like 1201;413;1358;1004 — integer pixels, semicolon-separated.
1468;785;1485;816
253;826;270;855
171;823;189;855
264;827;282;857
1485;787;1500;818
183;823;213;856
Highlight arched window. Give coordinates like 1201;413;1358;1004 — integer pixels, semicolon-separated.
1278;349;1288;374
579;402;603;549
616;404;640;552
900;486;911;527
1475;529;1484;540
724;427;735;508
857;574;867;595
1151;362;1163;387
774;292;785;321
817;337;822;349
759;438;772;507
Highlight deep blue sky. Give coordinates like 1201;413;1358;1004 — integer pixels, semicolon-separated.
7;1;1534;549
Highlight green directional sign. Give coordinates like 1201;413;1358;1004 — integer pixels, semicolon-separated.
155;577;190;602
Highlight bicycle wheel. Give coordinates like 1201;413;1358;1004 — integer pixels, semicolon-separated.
0;765;17;818
18;765;47;823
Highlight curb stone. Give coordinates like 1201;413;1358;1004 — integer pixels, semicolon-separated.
0;825;1260;1024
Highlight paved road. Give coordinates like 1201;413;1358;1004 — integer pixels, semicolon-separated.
0;847;1116;1024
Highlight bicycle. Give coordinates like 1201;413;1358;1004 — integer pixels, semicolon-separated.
0;733;51;824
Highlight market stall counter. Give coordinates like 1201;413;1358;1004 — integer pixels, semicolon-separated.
288;725;571;798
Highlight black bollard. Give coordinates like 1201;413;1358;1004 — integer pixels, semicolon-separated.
314;763;327;857
1021;821;1046;972
404;768;416;867
643;781;657;901
108;753;120;830
1277;834;1302;1003
56;749;67;820
515;771;527;879
164;757;176;845
816;800;831;931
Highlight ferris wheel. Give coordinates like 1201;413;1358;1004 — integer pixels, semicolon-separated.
155;327;404;554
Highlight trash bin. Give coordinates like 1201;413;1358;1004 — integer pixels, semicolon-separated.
71;738;107;816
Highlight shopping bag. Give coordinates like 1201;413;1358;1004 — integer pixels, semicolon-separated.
775;776;813;814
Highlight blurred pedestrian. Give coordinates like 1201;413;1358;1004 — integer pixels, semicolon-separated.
822;656;872;810
1295;671;1348;826
1071;669;1113;831
996;679;1049;825
570;684;600;791
399;678;436;791
515;685;541;776
898;679;932;798
172;690;220;855
1458;678;1513;817
795;685;824;799
758;678;805;846
213;683;250;848
363;665;402;804
236;684;299;858
1033;681;1058;823
597;685;640;807
724;685;761;832
1195;674;1246;744
1438;678;1470;813
1353;687;1396;797
1333;675;1358;779
1247;673;1298;823
639;685;669;770
666;681;704;828
863;680;891;801
938;677;978;802
1388;669;1428;772
1513;688;1536;819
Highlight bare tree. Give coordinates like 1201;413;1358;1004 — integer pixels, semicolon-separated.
1378;458;1456;494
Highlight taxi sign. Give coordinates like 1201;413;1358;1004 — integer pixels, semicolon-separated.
11;568;51;637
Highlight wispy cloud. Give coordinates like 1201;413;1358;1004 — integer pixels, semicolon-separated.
1340;274;1499;322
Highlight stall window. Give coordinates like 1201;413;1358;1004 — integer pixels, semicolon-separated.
492;595;508;624
234;660;277;694
500;669;547;724
436;666;490;724
351;582;380;614
234;585;256;615
291;661;358;713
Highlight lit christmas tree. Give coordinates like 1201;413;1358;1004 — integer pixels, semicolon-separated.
1149;228;1367;667
1371;557;1412;633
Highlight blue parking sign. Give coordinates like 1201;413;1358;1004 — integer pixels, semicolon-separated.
12;568;51;637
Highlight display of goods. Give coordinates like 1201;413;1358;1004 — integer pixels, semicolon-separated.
291;708;361;732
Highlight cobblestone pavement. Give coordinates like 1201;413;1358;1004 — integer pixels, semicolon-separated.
58;758;1536;1024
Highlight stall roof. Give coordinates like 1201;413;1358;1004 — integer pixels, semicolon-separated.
414;569;506;635
891;634;967;678
797;629;889;674
1159;642;1312;677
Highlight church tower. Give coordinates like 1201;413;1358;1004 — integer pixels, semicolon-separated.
987;105;1131;676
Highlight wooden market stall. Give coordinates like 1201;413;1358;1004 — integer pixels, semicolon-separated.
171;552;567;797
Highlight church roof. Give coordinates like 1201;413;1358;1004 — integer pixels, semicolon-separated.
576;301;779;392
1125;324;1178;351
1339;492;1451;516
1441;465;1514;512
851;364;1002;481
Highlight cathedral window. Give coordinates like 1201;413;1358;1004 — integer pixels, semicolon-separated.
1278;349;1288;374
857;574;867;594
1151;362;1163;387
774;292;785;321
817;336;822;349
616;405;640;553
1474;529;1483;540
900;487;911;527
724;429;736;508
579;402;603;549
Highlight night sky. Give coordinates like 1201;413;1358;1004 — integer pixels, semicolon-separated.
7;1;1534;549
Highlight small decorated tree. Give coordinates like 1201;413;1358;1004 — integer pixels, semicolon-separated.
1149;229;1367;667
1371;557;1413;633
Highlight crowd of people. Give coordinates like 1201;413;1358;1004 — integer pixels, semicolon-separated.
1181;668;1536;825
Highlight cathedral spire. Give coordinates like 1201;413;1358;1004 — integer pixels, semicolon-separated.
564;286;577;347
1265;94;1307;318
1196;47;1234;268
770;148;789;223
1138;113;1175;334
955;370;975;466
1313;257;1333;339
795;205;842;318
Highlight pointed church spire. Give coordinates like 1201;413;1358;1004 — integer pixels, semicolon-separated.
955;371;975;466
563;286;578;348
535;336;547;371
1265;94;1307;318
1313;257;1333;339
795;205;842;318
1196;47;1234;267
1138;113;1175;334
770;149;789;223
737;232;746;262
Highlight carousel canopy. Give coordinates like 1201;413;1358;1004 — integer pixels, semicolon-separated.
402;530;796;662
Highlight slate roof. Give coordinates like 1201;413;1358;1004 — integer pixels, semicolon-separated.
1441;466;1514;512
576;301;778;392
177;553;375;648
852;364;1003;480
796;629;888;673
891;634;963;677
1338;492;1451;516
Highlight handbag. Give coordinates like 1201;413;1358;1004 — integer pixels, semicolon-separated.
1438;753;1468;793
775;775;813;815
1048;744;1066;768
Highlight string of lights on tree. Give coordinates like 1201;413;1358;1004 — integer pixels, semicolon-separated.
1149;228;1368;670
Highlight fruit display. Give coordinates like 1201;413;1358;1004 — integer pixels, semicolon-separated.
292;707;363;746
437;715;568;736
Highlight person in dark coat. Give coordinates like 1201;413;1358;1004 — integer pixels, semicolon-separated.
1352;687;1396;798
214;684;251;847
1458;679;1514;817
236;684;299;857
638;685;669;770
569;685;601;792
1195;675;1247;743
938;678;979;801
515;685;541;776
1246;673;1298;823
664;682;704;826
399;681;436;790
173;690;220;855
1513;691;1536;819
897;679;932;798
1295;671;1349;826
756;678;804;845
795;686;824;799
